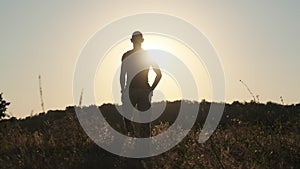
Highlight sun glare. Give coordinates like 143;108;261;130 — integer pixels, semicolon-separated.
94;34;212;105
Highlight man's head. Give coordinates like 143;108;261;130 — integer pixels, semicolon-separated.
131;31;144;48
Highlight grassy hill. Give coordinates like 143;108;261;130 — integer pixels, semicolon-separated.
0;100;299;169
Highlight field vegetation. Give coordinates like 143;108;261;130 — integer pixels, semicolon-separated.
1;100;299;169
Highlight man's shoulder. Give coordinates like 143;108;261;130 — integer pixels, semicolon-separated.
122;50;134;61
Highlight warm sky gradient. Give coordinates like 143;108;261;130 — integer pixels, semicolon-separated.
1;1;299;118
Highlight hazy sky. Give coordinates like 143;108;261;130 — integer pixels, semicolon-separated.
1;1;299;118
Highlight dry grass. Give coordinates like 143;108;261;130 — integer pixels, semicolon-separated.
0;101;299;169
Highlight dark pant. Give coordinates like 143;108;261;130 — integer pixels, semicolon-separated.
122;87;152;137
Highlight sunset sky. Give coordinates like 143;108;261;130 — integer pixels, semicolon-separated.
1;1;299;118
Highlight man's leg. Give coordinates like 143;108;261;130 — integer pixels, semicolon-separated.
122;92;135;136
137;89;152;138
123;117;134;136
135;89;152;158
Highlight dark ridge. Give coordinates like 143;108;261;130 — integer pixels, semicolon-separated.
1;100;299;169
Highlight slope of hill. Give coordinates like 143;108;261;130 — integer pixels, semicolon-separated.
1;101;299;169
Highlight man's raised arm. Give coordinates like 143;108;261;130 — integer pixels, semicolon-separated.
150;63;162;91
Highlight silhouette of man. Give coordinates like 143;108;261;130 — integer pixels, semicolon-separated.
120;31;162;137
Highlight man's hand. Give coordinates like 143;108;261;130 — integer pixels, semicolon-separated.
121;87;128;103
121;87;128;94
149;86;155;91
150;67;162;91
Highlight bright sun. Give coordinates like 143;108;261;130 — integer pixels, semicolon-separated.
94;33;212;105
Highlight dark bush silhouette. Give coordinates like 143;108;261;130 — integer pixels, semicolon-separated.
0;93;10;119
0;100;299;169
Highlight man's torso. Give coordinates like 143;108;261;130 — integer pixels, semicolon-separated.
122;49;151;89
